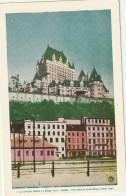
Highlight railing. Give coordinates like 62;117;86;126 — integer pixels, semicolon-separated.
12;160;117;179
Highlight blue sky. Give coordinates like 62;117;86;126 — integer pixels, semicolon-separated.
6;10;114;97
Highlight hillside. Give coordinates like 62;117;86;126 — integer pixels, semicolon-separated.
9;100;115;125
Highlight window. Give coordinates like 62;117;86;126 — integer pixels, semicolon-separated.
28;131;31;136
77;133;79;136
95;119;97;123
56;147;58;151
68;138;71;143
97;127;99;131
62;147;64;151
102;133;104;137
77;145;79;149
28;125;31;129
103;120;105;123
61;138;64;142
82;138;84;143
93;133;95;137
62;125;64;129
56;138;58;142
93;127;95;131
53;131;55;136
38;124;40;129
77;138;79;143
50;138;53;143
53;125;55;129
82;144;84;149
51;151;54;156
72;132;74;136
93;139;96;144
32;151;34;156
98;139;100;143
48;124;50;129
62;132;64;136
57;125;60;129
97;133;100;137
26;151;29;156
40;151;43;156
48;131;50;136
73;145;75;149
111;133;113;137
89;139;91;144
72;138;75;143
89;146;91;150
17;151;20;156
99;120;101;123
102;127;104;131
69;145;71;148
33;131;35;135
106;133;109;137
88;127;90;130
82;133;84;136
38;131;40;136
106;127;108;131
57;131;60;136
47;151;50;156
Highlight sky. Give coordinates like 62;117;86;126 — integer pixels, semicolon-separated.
6;10;114;97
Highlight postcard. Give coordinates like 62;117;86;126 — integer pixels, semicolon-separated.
0;0;126;195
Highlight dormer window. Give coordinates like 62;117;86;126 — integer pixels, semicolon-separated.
70;80;74;87
59;56;62;63
52;54;56;61
80;81;83;87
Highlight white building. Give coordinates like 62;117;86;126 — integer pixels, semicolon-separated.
24;120;67;159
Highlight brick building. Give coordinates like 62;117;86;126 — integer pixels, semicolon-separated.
66;125;87;158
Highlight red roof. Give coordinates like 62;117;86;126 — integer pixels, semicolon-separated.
11;136;57;148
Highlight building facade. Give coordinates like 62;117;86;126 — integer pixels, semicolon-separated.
24;120;67;159
36;46;75;84
66;125;87;158
84;117;116;156
11;136;57;162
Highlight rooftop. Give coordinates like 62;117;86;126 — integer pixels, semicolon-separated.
11;136;57;148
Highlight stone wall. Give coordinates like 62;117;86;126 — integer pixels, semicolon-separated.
9;92;113;104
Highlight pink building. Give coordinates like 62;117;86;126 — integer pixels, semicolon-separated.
11;136;57;162
66;125;87;158
84;117;116;157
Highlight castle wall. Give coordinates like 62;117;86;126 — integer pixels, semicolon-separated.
9;92;113;104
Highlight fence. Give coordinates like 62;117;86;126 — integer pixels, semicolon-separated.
12;160;116;179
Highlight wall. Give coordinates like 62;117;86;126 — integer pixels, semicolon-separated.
9;92;114;104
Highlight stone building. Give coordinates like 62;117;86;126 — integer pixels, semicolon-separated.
36;46;75;84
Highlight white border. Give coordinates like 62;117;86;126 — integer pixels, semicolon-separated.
0;0;126;195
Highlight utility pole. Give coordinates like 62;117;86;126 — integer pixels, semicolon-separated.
33;118;36;172
43;125;45;165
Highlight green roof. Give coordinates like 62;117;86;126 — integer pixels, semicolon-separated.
103;84;109;93
79;70;86;77
49;80;90;88
33;73;41;81
43;46;75;69
49;80;58;87
89;68;103;83
62;80;71;87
